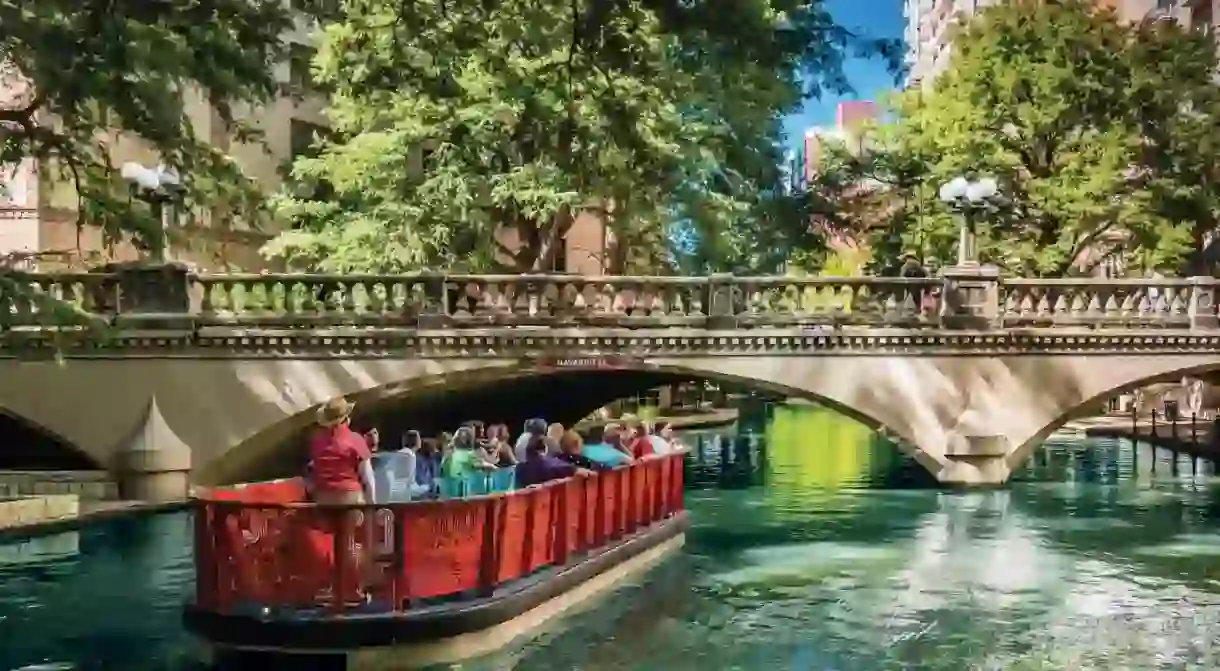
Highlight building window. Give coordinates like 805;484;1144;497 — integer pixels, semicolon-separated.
290;119;328;161
288;44;315;94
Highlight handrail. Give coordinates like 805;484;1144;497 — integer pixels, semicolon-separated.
3;269;1218;331
191;451;686;615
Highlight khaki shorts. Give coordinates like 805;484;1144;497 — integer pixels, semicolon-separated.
313;489;366;505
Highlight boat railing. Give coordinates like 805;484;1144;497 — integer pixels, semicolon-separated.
190;451;686;615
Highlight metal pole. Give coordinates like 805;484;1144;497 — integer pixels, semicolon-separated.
956;209;976;266
1192;411;1199;474
1150;410;1158;473
148;198;166;263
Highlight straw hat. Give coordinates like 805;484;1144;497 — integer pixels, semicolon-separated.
315;397;355;427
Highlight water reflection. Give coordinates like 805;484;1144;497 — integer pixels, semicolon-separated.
470;406;1220;670
3;403;1220;670
0;513;199;671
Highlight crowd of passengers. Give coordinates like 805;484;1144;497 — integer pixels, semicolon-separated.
305;397;687;506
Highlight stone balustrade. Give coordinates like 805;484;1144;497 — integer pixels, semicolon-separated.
1;266;1218;331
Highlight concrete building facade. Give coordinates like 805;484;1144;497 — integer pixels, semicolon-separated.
0;17;615;276
0;16;328;272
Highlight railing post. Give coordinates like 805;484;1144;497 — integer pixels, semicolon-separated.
707;273;737;329
939;265;1000;330
103;261;195;330
1189;276;1218;330
417;273;449;328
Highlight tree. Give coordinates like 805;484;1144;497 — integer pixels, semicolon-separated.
0;0;300;267
849;0;1220;277
264;0;900;274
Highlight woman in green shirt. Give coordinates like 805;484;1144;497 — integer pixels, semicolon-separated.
442;427;497;478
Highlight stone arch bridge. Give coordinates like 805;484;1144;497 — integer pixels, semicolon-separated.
2;267;1220;498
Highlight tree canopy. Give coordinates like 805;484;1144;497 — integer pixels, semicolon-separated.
0;0;300;263
265;0;900;274
826;0;1220;277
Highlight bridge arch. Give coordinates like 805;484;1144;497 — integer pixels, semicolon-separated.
0;407;103;471
203;359;933;485
1005;360;1220;474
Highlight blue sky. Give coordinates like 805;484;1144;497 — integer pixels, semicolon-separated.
781;0;906;150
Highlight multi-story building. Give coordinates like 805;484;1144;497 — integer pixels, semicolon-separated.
0;16;613;275
0;15;328;272
802;101;878;181
904;0;1218;89
904;0;999;88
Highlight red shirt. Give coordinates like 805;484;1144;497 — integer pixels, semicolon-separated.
308;425;372;493
628;436;654;459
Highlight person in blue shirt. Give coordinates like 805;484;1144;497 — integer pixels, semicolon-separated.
581;424;635;468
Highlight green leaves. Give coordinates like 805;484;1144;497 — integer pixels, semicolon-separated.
0;0;301;257
268;0;901;275
840;0;1220;277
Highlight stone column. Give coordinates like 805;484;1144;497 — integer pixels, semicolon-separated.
1189;276;1218;330
104;261;195;330
113;397;193;503
939;265;1001;330
707;273;738;329
418;272;449;328
657;385;674;411
939;435;1011;486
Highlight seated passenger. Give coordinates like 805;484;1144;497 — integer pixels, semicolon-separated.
546;422;565;454
481;423;518;467
627;422;656;459
581;424;635;467
442;427;497;478
514;417;548;463
463;420;486;442
516;435;594;488
649;421;675;454
556;430;611;471
411;432;443;493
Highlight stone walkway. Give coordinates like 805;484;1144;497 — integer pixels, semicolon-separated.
1062;415;1220;460
0;499;188;541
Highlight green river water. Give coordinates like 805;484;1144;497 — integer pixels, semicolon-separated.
3;405;1220;670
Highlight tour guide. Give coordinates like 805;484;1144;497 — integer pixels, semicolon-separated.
308;397;378;505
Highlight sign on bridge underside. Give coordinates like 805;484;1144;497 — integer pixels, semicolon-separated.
531;354;643;371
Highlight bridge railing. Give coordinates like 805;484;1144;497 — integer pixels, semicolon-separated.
1000;278;1200;329
2;268;1217;330
190;452;685;615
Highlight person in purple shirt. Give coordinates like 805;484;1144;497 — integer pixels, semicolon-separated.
516;435;594;488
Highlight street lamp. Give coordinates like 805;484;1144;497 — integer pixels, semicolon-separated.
120;162;185;263
938;175;999;268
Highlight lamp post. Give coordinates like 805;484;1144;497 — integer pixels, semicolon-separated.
120;162;185;263
938;175;999;268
